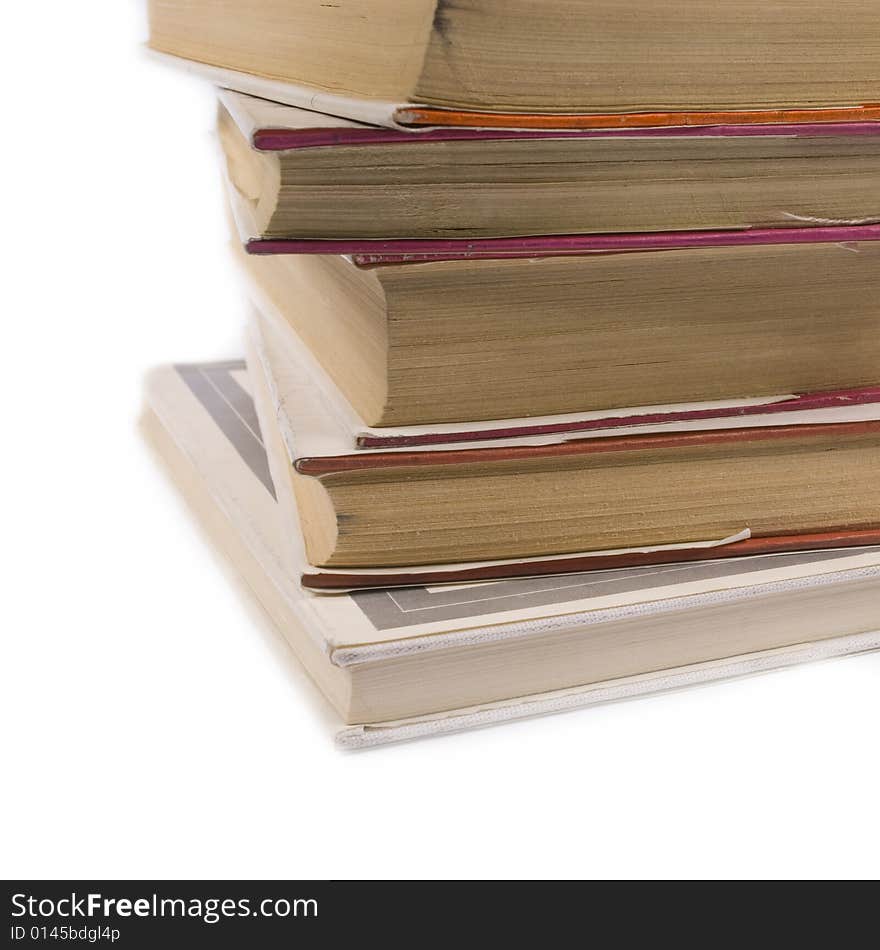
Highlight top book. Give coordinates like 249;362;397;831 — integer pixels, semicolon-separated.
149;0;880;127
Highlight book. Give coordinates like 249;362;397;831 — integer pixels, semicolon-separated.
243;270;880;447
247;310;880;582
143;358;880;746
155;48;880;131
148;1;880;125
220;91;880;241
235;222;880;428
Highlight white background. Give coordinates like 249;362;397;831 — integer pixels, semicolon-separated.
1;3;878;880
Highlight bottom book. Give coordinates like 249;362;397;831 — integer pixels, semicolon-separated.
143;360;880;749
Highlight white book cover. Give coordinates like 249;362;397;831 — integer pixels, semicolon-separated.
150;50;410;128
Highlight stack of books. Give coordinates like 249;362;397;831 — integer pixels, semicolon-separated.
144;1;880;748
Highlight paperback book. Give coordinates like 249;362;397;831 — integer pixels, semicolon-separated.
149;1;880;127
219;91;880;242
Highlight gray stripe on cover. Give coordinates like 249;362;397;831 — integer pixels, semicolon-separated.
175;361;276;499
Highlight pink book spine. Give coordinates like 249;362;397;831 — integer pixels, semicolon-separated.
246;223;880;263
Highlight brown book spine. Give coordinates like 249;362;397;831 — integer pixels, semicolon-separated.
295;420;880;477
301;528;880;591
